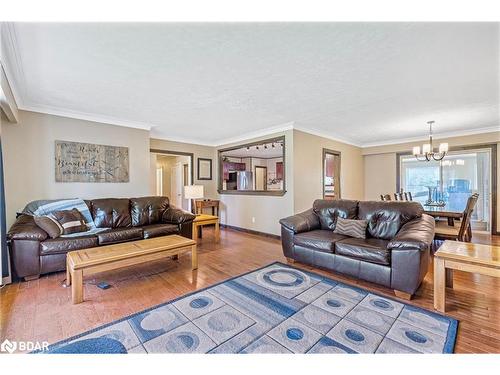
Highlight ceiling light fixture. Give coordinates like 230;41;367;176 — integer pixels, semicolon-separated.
412;121;448;162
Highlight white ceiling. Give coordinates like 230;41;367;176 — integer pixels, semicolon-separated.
1;22;498;147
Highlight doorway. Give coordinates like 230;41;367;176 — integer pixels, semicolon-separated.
150;150;194;211
323;149;341;199
255;166;267;191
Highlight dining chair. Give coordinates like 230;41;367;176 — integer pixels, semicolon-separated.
394;192;404;201
434;193;479;242
404;192;413;201
381;194;392;201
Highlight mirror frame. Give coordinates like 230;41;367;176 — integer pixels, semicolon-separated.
217;136;286;196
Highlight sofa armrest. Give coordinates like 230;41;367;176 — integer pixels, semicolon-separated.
7;214;48;242
388;214;435;252
279;209;320;234
162;206;196;225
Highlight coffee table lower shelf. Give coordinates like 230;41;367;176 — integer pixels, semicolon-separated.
66;235;197;304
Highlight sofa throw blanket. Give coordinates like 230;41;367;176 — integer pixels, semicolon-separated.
21;198;96;229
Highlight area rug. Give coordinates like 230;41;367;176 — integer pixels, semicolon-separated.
41;262;458;354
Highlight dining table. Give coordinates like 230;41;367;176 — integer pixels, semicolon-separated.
423;203;464;226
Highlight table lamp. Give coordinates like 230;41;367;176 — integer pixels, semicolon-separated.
184;185;204;214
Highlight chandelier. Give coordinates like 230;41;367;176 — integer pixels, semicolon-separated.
412;121;448;161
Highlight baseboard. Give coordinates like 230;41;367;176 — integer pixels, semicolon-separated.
1;275;11;286
220;224;281;240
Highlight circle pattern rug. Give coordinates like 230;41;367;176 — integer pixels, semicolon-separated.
40;262;458;354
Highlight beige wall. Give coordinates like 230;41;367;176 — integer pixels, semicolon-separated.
364;153;397;201
216;130;294;236
1;110;150;227
150;138;217;199
362;131;500;233
293;129;365;213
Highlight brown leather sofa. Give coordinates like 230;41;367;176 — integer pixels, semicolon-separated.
279;199;435;298
8;196;195;281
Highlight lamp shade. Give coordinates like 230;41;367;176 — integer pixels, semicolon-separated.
439;143;449;153
422;143;431;154
184;185;204;200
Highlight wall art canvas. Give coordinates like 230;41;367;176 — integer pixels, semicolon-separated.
55;140;129;183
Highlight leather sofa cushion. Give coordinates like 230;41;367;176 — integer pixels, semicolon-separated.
40;235;98;256
90;198;132;228
358;201;423;240
335;237;391;265
312;199;359;230
142;223;179;239
8;214;48;241
131;197;169;226
97;227;143;245
293;230;348;253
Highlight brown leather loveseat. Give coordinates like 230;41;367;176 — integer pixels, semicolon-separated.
8;196;195;281
279;199;435;298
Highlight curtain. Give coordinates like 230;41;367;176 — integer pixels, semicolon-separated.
0;137;8;279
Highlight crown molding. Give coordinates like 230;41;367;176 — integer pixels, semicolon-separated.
20;104;152;131
213;122;295;147
293;125;362;147
361;125;500;148
151;121;295;147
149;130;214;147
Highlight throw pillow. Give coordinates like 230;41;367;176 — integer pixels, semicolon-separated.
52;208;89;235
333;217;368;239
34;208;89;238
34;215;63;239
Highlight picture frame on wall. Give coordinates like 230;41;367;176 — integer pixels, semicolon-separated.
197;158;212;180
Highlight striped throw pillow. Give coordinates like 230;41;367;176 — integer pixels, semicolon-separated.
51;209;89;235
333;217;368;239
35;208;89;238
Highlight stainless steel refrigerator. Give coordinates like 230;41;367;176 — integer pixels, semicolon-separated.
237;171;253;190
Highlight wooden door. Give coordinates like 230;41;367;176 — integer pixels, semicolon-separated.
171;162;183;208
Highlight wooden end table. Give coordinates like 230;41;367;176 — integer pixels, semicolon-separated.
193;214;220;243
195;199;220;216
433;240;500;312
66;235;197;304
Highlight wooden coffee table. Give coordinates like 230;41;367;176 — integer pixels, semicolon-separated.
66;235;197;304
192;214;220;243
434;240;500;312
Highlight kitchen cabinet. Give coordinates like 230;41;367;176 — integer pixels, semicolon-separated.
222;162;246;180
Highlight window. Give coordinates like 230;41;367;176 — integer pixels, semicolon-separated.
218;136;285;196
399;147;494;232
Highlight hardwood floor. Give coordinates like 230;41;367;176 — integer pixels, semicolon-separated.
1;228;499;353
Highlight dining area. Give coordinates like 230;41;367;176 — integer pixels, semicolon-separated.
380;190;480;243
